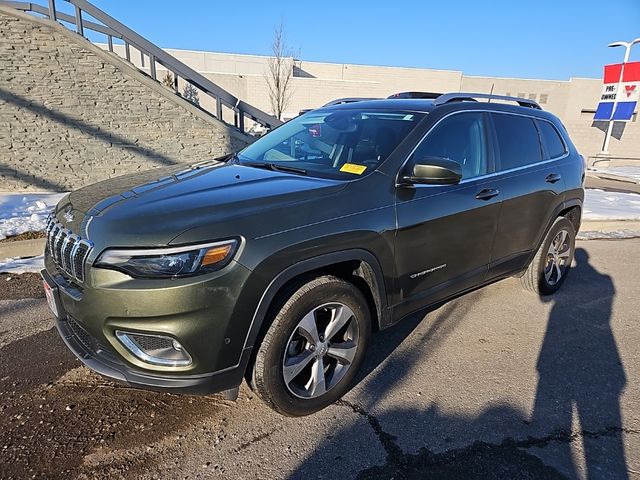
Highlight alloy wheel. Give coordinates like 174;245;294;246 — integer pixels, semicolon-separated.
544;229;571;286
282;302;360;399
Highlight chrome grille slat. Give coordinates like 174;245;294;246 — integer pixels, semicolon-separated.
46;216;93;284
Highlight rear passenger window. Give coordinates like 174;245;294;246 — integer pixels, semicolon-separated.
492;113;542;170
537;120;567;159
410;112;488;179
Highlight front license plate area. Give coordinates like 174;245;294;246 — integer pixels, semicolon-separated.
42;275;63;320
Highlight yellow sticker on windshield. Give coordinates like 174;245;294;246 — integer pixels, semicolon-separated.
339;163;367;175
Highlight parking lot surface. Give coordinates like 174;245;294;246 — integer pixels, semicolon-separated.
1;239;639;479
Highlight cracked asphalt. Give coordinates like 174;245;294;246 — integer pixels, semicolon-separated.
1;239;639;479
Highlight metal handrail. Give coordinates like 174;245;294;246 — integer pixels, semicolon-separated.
0;0;282;134
588;156;640;168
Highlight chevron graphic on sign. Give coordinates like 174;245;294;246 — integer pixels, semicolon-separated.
594;62;639;121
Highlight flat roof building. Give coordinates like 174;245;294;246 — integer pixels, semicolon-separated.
109;46;639;163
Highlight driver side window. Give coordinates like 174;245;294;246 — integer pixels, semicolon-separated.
410;112;489;179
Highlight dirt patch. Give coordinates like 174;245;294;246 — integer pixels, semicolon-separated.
0;273;45;299
0;231;46;243
0;328;227;479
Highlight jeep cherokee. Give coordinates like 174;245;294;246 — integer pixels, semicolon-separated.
42;92;585;416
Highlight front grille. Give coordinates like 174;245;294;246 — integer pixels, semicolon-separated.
46;216;93;283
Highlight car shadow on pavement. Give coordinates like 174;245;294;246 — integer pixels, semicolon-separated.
289;247;628;480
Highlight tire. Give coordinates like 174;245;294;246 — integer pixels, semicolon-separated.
250;275;371;416
521;216;576;295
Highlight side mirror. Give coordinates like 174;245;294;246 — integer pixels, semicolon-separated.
401;157;462;185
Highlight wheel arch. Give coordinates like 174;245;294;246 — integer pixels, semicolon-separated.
241;249;389;378
559;200;582;233
518;197;582;277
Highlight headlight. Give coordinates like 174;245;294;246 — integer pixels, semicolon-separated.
94;239;238;278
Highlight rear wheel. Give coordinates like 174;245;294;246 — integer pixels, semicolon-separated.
250;275;371;416
521;216;576;295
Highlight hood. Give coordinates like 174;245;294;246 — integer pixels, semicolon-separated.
55;161;346;247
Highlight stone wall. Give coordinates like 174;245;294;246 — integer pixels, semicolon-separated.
0;7;251;192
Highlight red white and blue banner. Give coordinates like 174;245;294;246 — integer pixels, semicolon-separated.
594;62;640;121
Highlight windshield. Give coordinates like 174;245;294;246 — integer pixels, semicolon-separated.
237;109;425;180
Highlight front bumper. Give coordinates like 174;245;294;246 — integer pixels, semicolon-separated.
42;255;255;395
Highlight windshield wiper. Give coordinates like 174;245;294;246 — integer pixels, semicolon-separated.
241;161;308;176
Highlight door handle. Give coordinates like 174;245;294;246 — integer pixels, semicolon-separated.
475;188;500;201
545;173;562;183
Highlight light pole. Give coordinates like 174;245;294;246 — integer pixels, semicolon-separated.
601;38;640;154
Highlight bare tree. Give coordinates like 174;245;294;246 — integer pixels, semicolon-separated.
265;23;294;120
161;71;175;90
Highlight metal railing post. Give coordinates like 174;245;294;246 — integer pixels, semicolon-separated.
238;111;245;132
74;5;83;35
140;50;145;68
124;41;130;62
216;97;223;120
149;54;156;80
107;35;113;52
48;0;56;20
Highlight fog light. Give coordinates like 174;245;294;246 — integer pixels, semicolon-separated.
115;331;192;367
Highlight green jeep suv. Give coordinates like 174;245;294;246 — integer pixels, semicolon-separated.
42;93;585;416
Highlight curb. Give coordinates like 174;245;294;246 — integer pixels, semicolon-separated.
0;238;46;259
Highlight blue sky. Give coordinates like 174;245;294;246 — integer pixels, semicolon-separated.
79;0;640;80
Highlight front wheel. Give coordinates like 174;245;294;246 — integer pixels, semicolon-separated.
521;216;576;295
250;276;371;416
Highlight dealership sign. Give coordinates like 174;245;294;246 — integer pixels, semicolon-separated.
594;62;640;121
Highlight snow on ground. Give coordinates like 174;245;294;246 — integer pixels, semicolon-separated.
0;256;44;274
577;229;640;240
589;165;640;183
583;189;640;221
0;192;66;240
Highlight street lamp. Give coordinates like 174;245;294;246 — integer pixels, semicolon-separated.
602;38;640;154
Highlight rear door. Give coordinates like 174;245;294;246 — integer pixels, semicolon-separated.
487;112;567;278
394;111;502;317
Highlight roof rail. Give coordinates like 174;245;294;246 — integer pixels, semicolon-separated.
322;97;377;107
387;91;442;99
433;92;541;109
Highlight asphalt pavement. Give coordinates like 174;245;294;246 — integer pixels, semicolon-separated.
0;239;638;479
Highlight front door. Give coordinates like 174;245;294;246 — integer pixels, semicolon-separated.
394;111;501;317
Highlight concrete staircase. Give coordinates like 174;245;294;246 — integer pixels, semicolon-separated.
0;1;279;191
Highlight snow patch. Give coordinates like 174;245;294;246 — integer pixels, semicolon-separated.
0;255;44;274
577;229;640;240
0;192;67;240
583;189;640;221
